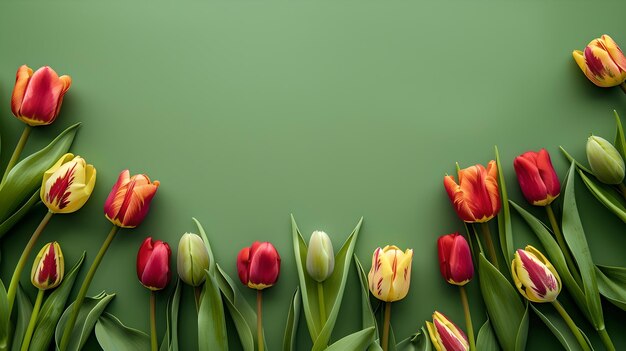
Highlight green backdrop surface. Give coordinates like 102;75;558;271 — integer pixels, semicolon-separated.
1;0;626;350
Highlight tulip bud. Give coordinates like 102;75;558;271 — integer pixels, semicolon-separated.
237;241;281;290
586;135;625;184
104;170;160;228
513;149;561;206
444;161;501;223
426;311;469;351
177;233;210;287
511;246;561;303
40;153;96;214
137;237;171;291
31;242;64;290
437;233;473;286
573;35;626;88
11;65;72;126
367;245;413;302
306;231;335;282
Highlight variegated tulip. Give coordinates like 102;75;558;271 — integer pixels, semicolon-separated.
426;311;469;351
40;153;96;214
437;233;473;286
11;65;72;126
586;135;625;185
30;242;64;290
104;170;160;228
511;246;561;303
306;230;335;282
177;233;210;287
573;35;626;88
367;245;413;302
513;149;560;206
444;161;500;223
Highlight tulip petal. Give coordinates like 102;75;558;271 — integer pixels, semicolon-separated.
515;248;560;302
11;65;33;117
435;319;469;351
444;176;477;222
19;66;67;125
584;45;624;87
136;238;154;282
248;242;280;289
600;35;626;73
368;247;393;301
237;247;250;285
391;249;412;301
141;241;171;290
448;237;473;285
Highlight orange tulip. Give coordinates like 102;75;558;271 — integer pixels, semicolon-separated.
104;170;160;228
444;161;500;223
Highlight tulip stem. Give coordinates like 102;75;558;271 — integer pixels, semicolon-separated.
552;300;591;351
620;82;626;95
1;125;32;184
598;327;615;351
7;211;54;316
545;205;582;286
459;286;476;351
150;291;158;351
478;222;500;270
59;225;120;351
382;302;391;351
257;290;264;351
21;289;44;351
618;183;626;201
317;282;327;325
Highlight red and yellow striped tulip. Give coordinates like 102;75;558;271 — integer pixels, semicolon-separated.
41;153;96;214
367;245;413;302
104;170;160;228
573;35;626;88
511;246;561;303
30;242;64;290
444;161;500;223
426;311;469;351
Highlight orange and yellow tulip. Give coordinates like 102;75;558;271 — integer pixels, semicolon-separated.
444;161;500;223
104;170;160;228
573;35;626;88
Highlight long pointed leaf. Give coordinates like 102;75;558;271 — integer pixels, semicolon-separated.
282;288;300;351
95;312;150;351
396;327;431;351
495;146;514;264
160;278;181;351
11;284;33;351
531;304;593;351
595;265;626;311
198;271;228;351
0;281;9;351
55;292;116;351
476;319;500;351
192;218;215;275
577;169;626;223
325;327;376;351
0;191;40;239
613;110;626;160
559;147;593;174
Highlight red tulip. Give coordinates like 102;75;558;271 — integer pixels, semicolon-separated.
437;233;474;286
104;170;160;228
514;149;561;206
237;241;281;290
444;161;500;223
11;65;72;126
137;237;171;291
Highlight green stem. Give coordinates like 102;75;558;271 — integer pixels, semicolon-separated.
317;282;326;325
194;286;202;314
545;205;583;286
459;286;476;351
1;125;32;184
257;290;264;351
620;82;626;95
618;183;626;201
150;291;158;351
551;300;591;351
479;222;500;270
598;327;615;351
59;225;120;351
20;289;44;351
7;211;54;316
382;302;391;351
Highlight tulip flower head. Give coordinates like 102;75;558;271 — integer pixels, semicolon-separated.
237;241;281;290
31;242;64;290
11;65;72;126
104;170;160;228
426;311;469;351
573;35;626;88
40;153;96;214
177;233;210;287
444;161;501;223
513;149;561;206
586;135;625;185
437;233;473;286
137;237;171;291
368;245;413;302
306;230;335;282
511;246;561;303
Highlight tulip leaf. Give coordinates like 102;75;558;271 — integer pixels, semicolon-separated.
561;162;604;331
95;312;150;351
192;217;215;275
354;256;379;335
595;265;626;311
395;327;431;351
0;191;40;239
291;214;363;351
613;110;626;160
0;123;80;225
54;291;116;351
0;280;9;351
559;147;593;175
11;284;33;351
282;288;300;351
476;319;500;351
495;146;514;264
30;252;85;351
577;168;626;223
530;304;593;351
198;271;228;351
160;278;181;351
325;327;376;351
477;253;527;351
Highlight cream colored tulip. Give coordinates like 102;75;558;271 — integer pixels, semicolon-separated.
367;245;413;302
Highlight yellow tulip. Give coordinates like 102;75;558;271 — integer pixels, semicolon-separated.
367;245;413;302
573;34;626;88
40;153;96;214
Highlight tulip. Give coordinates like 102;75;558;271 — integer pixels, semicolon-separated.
573;35;626;88
426;311;469;351
40;153;96;214
437;233;473;286
444;161;500;223
177;233;210;287
586;135;625;185
237;241;281;290
306;230;335;282
513;149;560;206
104;170;160;228
11;65;72;126
137;237;172;291
30;242;64;290
511;246;561;303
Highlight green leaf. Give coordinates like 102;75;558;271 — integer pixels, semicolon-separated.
595;265;626;311
495;146;514;264
192;218;215;275
354;256;378;334
559;147;593;175
11;284;33;351
576;169;626;223
54;291;116;351
30;252;86;351
476;319;500;351
325;327;376;351
561;162;604;331
514;303;529;351
198;271;228;351
613;110;626;160
160;278;181;351
282;288;300;351
531;304;593;351
0;191;40;239
0;280;9;351
95;312;150;351
396;327;431;351
0;123;80;224
477;254;527;351
291;215;363;351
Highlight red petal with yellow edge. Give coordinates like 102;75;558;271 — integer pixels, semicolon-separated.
11;65;33;117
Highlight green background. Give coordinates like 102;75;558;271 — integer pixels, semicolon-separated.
1;0;626;349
